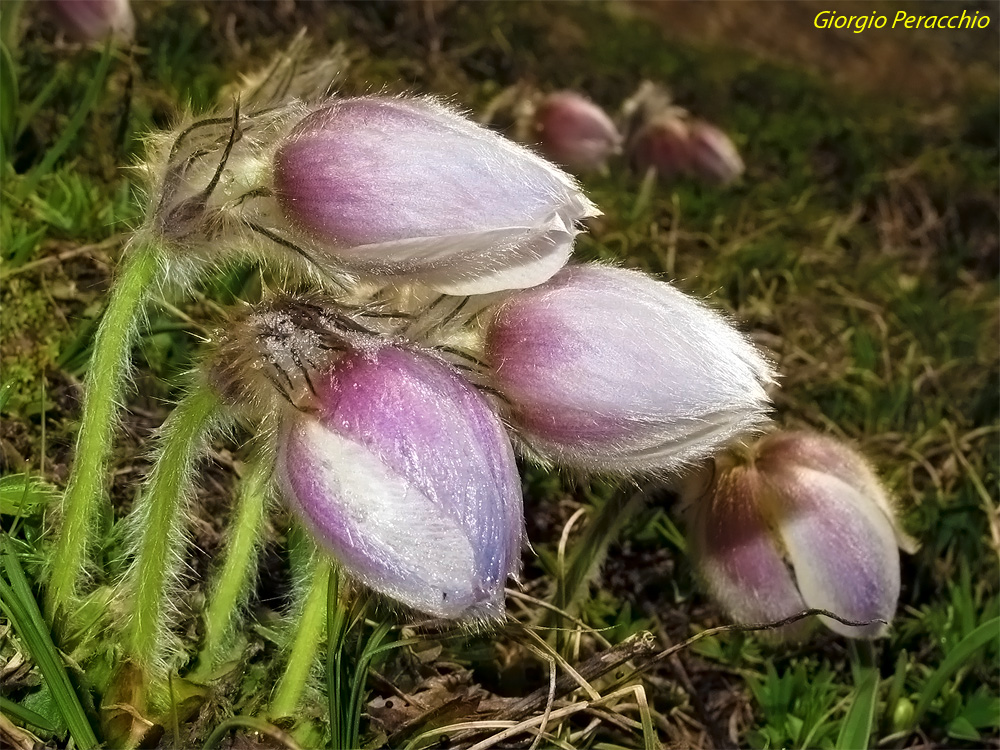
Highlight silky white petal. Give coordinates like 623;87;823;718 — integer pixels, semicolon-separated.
769;465;901;638
279;418;480;618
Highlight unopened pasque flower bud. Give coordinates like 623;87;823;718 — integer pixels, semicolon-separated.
275;344;524;619
272;97;599;295
484;264;774;473
631;114;744;185
684;431;913;638
532;91;622;171
50;0;135;42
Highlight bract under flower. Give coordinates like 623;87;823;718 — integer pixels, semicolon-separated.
272;97;599;295
275;345;524;619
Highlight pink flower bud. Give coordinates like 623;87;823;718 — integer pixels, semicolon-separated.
685;431;910;638
50;0;135;43
272;97;599;295
630;115;692;179
630;115;744;185
533;91;622;171
484;264;774;473
275;345;524;619
686;120;745;185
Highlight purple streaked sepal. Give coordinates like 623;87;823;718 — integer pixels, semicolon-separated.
276;345;524;619
272;97;599;295
484;263;774;473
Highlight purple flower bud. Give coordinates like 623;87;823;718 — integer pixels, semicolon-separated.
533;92;622;171
630;115;744;185
50;0;134;43
630;115;692;179
685;432;909;638
272;97;599;295
484;264;774;473
686;121;745;185
275;345;524;619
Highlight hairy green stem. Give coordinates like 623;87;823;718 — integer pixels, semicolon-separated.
270;556;331;719
47;242;163;619
121;381;222;676
193;453;272;680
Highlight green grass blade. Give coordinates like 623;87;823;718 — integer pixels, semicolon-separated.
837;641;879;750
0;535;99;748
347;620;394;747
23;41;114;193
911;616;1000;730
326;565;350;749
0;40;16;171
0;694;57;732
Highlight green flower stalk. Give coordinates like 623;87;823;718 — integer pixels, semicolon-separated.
270;555;331;719
47;241;163;619
118;380;226;678
193;452;273;680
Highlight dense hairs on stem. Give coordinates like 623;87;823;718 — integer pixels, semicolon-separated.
193;449;274;679
270;551;332;719
46;241;164;620
117;380;228;678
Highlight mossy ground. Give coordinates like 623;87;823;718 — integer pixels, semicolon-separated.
1;2;997;748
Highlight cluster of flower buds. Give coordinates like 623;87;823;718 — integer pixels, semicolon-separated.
622;81;745;184
509;81;742;184
207;258;774;619
683;431;917;638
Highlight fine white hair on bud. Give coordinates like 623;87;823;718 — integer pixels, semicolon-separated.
684;431;912;639
484;263;774;474
273;343;524;620
269;96;599;295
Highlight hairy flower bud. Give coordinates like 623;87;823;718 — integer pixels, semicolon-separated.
484;264;774;473
50;0;135;42
631;114;744;185
684;431;912;638
275;344;524;619
271;97;599;295
532;91;622;171
630;115;692;179
686;120;745;185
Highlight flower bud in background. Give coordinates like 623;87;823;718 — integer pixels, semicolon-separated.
484;264;774;473
275;344;524;620
684;431;911;638
630;113;744;185
531;91;622;172
50;0;135;43
630;114;692;180
686;120;745;185
271;97;599;295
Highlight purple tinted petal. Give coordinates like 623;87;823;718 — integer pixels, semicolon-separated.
758;431;917;553
768;465;901;638
535;92;621;171
689;466;806;627
278;346;524;619
486;264;773;472
272;97;597;293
